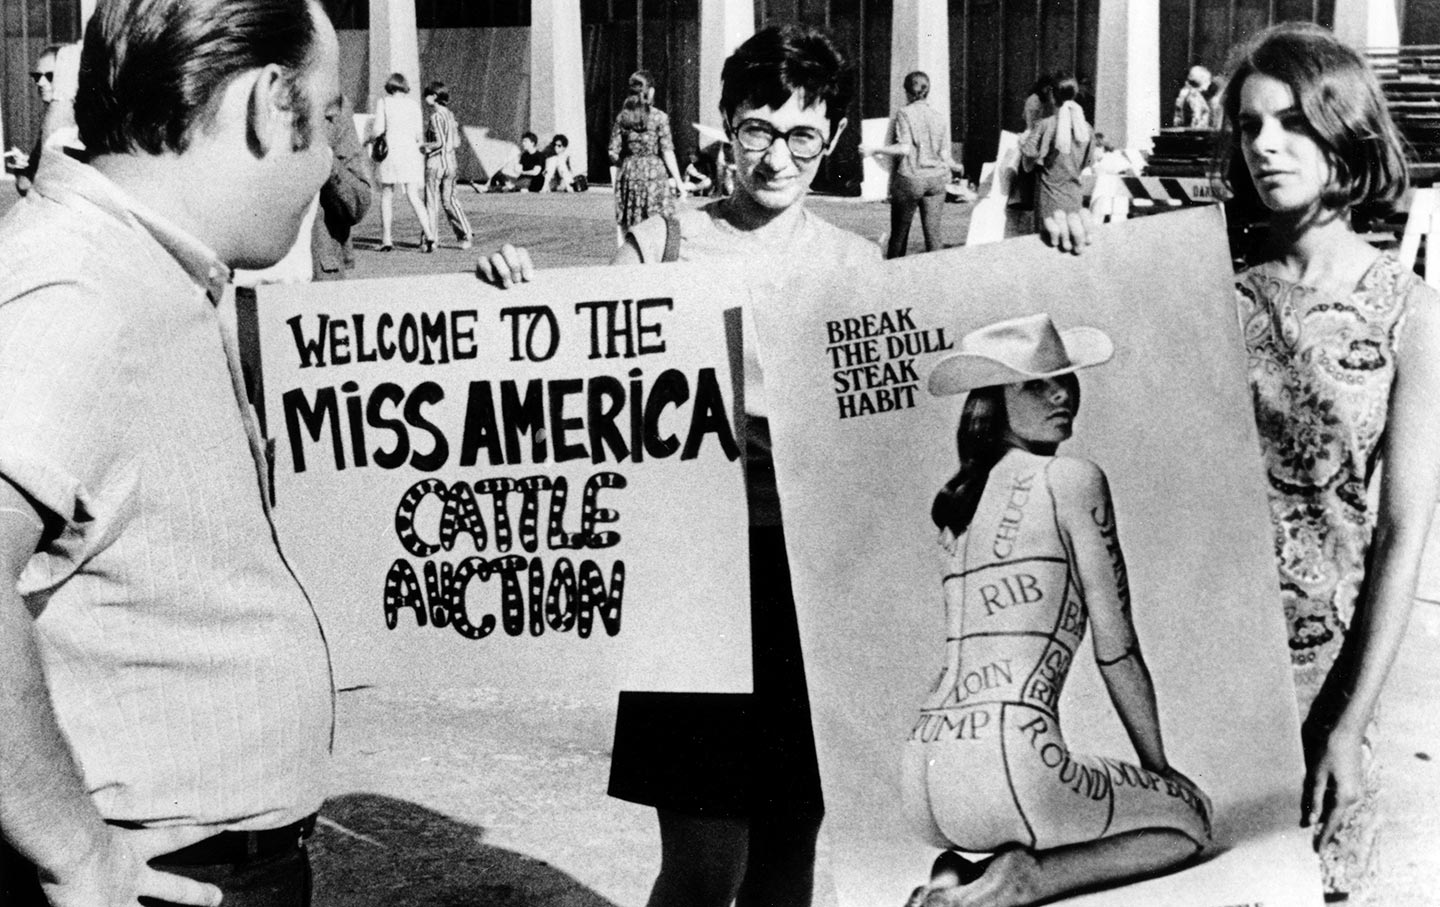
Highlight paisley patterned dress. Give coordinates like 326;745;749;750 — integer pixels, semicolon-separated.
1236;252;1437;903
609;107;676;230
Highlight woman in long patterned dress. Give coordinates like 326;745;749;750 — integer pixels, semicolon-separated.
609;70;685;246
1221;24;1440;904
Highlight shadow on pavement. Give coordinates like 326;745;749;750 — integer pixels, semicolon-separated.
313;792;621;907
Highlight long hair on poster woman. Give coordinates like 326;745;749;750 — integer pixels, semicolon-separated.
901;313;1213;904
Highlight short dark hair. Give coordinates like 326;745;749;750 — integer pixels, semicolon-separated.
551;134;568;148
1217;22;1407;220
425;80;449;105
385;72;410;94
76;0;321;156
521;131;538;145
720;26;853;135
904;70;929;101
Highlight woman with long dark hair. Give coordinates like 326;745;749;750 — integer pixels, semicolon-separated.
904;314;1211;906
1221;24;1440;904
608;69;686;246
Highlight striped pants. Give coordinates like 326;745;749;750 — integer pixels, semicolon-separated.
425;161;472;242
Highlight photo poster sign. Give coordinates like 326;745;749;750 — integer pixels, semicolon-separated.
245;264;752;701
755;206;1325;906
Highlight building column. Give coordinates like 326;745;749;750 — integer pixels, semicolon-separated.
874;0;949;201
699;0;755;133
1333;0;1400;49
530;0;588;175
1094;0;1160;152
368;0;420;111
889;0;950;120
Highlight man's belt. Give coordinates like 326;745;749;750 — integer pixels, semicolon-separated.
151;815;317;866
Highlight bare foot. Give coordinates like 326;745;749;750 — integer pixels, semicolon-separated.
922;848;1042;907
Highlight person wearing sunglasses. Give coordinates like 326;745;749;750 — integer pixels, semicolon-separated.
5;44;65;196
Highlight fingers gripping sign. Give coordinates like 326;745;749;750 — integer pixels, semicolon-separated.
475;243;535;288
1040;208;1094;255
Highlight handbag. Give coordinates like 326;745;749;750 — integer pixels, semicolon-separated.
370;100;389;163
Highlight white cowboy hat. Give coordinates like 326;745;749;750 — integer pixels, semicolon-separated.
927;313;1114;396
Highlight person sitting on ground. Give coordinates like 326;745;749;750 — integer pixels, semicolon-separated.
488;131;546;192
682;148;714;195
541;134;578;192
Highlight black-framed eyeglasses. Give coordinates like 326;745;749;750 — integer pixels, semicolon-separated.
30;71;54;84
731;118;829;161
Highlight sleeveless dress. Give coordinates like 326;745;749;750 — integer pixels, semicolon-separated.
901;450;1212;852
609;107;675;230
1236;252;1439;903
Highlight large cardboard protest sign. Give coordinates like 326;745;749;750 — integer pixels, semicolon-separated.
755;206;1325;905
249;266;751;699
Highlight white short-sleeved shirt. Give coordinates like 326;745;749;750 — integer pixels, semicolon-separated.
628;202;882;524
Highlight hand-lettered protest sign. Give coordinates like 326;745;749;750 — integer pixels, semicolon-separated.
247;266;751;699
755;206;1324;905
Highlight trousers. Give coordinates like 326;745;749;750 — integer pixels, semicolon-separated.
887;172;949;258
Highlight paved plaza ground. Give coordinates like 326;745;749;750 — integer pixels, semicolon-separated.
327;187;1440;906
2;182;1438;904
343;184;965;276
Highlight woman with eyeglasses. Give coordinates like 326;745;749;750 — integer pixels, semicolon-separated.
609;69;686;246
480;25;881;906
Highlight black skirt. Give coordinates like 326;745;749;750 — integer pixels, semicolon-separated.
607;525;823;819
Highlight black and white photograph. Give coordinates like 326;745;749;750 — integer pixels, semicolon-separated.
2;2;1439;906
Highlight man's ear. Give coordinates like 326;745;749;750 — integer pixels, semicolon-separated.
825;117;849;155
245;64;291;158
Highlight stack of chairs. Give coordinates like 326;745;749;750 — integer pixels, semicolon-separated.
1368;45;1440;185
1366;47;1440;276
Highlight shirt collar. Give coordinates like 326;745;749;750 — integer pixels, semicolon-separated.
33;148;233;305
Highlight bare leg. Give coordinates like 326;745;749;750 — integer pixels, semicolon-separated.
923;830;1198;907
379;183;396;247
645;810;748;907
403;182;435;243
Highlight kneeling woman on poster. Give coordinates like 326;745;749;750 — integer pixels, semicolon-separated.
904;313;1213;906
1222;23;1440;904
